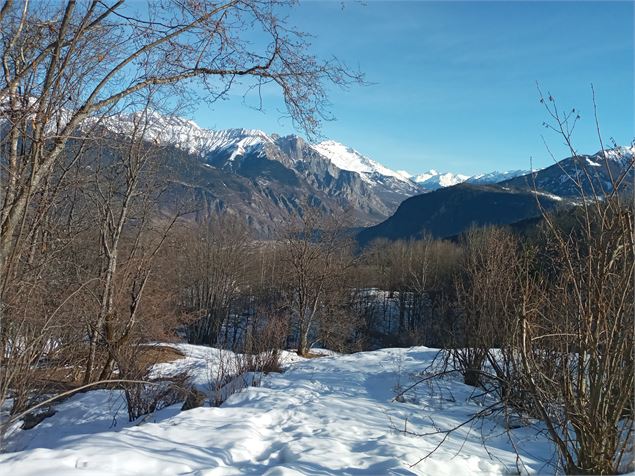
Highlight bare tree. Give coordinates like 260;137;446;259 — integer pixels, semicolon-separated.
0;0;361;298
178;215;252;347
451;226;520;388
82;102;186;383
0;0;360;435
280;206;354;356
512;88;635;474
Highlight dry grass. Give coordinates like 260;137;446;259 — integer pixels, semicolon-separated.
303;351;328;359
29;344;186;394
136;344;185;370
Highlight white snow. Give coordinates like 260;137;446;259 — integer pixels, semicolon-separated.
396;170;414;180
102;112;273;157
412;169;531;190
412;170;469;189
601;145;635;164
467;169;531;184
412;169;439;183
0;344;557;475
531;190;563;201
312;140;415;186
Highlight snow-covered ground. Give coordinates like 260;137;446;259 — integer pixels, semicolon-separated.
0;345;557;475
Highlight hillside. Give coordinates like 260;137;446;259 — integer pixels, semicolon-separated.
97;115;424;235
500;147;634;197
357;183;563;245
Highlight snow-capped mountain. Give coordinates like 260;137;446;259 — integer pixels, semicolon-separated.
97;112;424;233
310;140;421;198
412;170;470;190
467;170;531;185
405;169;528;191
311;141;412;185
107;112;421;197
406;145;634;195
103;111;274;158
599;145;634;166
501;147;635;198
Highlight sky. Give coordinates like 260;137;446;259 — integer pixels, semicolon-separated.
189;1;634;176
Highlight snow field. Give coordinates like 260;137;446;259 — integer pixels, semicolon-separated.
0;345;555;475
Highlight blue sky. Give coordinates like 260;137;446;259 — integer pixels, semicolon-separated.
190;1;634;176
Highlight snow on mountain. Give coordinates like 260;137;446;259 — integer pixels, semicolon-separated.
500;147;635;199
411;169;530;191
110;112;415;188
599;145;635;165
412;169;439;183
467;169;530;185
312;140;415;186
413;170;469;190
104;112;273;157
396;170;413;180
103;112;421;198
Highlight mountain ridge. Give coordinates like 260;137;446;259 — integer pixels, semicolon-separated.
356;146;634;245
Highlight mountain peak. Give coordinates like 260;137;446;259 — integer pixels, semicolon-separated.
102;111;273;157
598;145;635;165
413;170;468;189
311;140;414;186
412;168;530;190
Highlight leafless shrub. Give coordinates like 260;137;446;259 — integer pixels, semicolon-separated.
451;226;521;390
508;87;635;474
177;216;252;347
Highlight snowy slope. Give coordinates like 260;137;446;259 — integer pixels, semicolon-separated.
312;140;416;187
104;112;273;157
0;344;557;475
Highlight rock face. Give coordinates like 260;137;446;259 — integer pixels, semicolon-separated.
101;113;424;235
152;141;405;236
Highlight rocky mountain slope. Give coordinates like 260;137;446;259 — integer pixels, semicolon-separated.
357;147;633;244
500;147;634;198
103;113;424;235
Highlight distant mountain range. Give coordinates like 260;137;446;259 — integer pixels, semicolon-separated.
99;111;633;241
401;169;530;191
100;113;421;235
98;112;533;235
357;146;634;245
